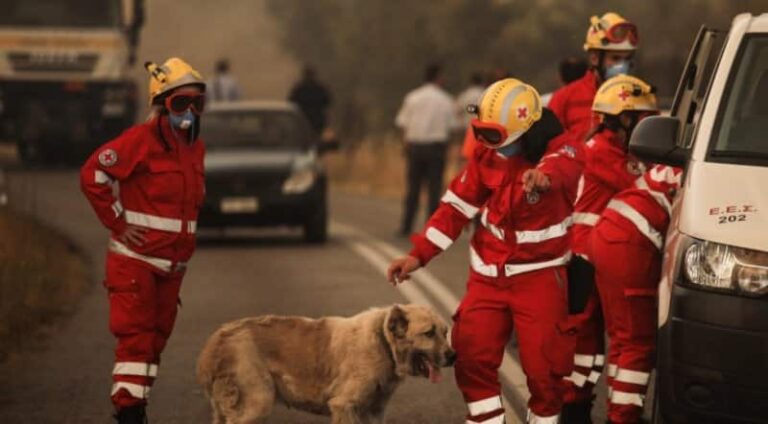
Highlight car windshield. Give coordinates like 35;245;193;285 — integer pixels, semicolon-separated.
711;35;768;161
201;109;311;150
1;0;121;28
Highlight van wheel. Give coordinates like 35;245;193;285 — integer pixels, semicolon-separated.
303;201;327;243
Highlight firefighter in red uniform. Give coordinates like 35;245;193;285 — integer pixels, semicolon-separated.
388;78;583;424
81;57;206;423
548;12;640;141
562;75;659;422
592;164;682;423
549;12;643;421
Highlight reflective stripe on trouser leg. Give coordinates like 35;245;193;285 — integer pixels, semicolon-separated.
467;413;505;424
106;253;158;408
452;279;512;421
526;409;560;424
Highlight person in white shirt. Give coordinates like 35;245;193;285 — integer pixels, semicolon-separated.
207;59;242;103
395;63;458;236
455;72;485;128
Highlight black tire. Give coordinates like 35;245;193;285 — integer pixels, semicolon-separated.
303;200;328;243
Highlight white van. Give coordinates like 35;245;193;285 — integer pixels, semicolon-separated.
629;13;768;423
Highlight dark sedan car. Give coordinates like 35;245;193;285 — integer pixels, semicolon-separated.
198;101;336;242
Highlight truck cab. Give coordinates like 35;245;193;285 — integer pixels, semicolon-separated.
630;13;768;423
0;0;143;164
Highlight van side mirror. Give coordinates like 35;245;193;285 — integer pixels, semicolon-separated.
629;116;689;167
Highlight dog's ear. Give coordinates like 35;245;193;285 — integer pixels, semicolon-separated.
387;305;409;339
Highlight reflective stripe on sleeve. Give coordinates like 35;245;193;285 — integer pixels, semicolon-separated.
111;382;150;399
426;227;453;250
615;368;650;386
467;395;502;416
95;170;112;184
515;216;572;244
113;362;158;377
607;199;663;249
441;190;479;219
572;212;599;226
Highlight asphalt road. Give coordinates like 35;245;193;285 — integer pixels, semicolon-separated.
0;169;643;423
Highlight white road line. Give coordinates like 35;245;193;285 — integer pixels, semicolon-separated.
333;222;528;424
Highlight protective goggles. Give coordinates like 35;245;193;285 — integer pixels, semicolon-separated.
470;119;508;148
602;22;639;46
165;92;205;114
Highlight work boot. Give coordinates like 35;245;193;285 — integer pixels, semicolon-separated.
561;401;593;424
114;405;148;424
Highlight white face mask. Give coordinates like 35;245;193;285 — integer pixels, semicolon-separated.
604;60;632;79
169;109;195;130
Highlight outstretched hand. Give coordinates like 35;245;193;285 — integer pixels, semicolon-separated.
387;255;421;286
521;169;551;193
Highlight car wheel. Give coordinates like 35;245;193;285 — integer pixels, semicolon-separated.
303;199;328;244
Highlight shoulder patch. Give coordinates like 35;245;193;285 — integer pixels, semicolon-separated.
98;148;118;167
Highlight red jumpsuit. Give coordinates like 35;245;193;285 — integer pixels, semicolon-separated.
591;165;681;423
548;71;600;142
563;130;645;404
81;117;205;410
409;135;583;423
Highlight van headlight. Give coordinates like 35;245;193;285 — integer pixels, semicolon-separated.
282;167;316;194
684;240;768;296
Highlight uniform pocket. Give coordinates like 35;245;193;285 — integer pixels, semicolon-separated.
145;159;184;204
623;288;658;342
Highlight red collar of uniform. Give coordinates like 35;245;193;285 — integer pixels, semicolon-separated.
596;128;626;150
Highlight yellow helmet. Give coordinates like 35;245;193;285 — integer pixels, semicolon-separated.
592;74;658;116
144;57;205;105
584;12;639;51
470;78;542;148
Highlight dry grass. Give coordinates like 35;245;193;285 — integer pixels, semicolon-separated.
0;208;88;361
324;136;465;199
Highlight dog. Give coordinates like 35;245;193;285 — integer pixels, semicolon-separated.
196;304;455;423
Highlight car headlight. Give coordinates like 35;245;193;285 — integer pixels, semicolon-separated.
684;240;768;296
282;167;316;194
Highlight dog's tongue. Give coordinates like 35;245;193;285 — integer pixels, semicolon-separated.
428;362;442;383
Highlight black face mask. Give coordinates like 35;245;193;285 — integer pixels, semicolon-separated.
603;113;642;146
519;108;563;163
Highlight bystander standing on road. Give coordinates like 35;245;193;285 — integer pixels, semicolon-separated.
289;66;333;135
394;63;458;237
81;57;207;424
207;58;241;103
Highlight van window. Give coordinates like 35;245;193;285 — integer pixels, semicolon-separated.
711;35;768;162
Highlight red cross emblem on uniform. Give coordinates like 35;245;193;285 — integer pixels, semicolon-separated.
517;106;528;120
618;90;631;101
98;148;118;167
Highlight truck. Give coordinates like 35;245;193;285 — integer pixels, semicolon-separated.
630;13;768;423
0;0;144;164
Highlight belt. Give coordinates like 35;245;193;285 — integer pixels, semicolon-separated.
108;239;187;273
